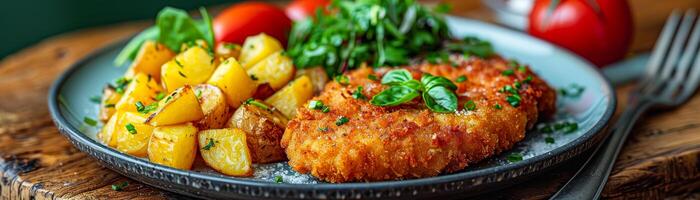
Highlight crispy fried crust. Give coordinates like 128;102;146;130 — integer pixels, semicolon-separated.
281;56;556;183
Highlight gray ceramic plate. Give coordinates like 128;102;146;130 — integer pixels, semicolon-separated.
48;16;615;199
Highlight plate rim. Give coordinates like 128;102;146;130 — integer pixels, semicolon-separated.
47;16;616;198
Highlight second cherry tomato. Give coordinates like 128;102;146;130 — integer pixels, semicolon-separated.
285;0;331;21
214;2;292;45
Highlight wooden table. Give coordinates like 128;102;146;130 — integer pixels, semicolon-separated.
1;0;699;199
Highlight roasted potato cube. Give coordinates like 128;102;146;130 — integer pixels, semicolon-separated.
247;51;295;90
198;128;253;176
265;76;314;118
116;112;154;157
228;101;288;163
99;85;123;122
146;85;204;126
130;40;175;82
238;33;283;69
98;111;124;147
148;123;198;170
193;84;231;129
207;58;256;108
215;42;241;61
161;46;216;92
115;73;163;113
295;67;329;94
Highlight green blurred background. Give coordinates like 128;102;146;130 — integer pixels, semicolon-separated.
0;0;240;59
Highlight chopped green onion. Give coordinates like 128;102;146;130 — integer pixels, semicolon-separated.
494;104;502;110
335;75;349;85
368;74;378;81
274;175;283;183
244;98;270;111
545;136;555;144
90;95;101;104
125;123;137;134
335;116;349;126
502;69;515;76
455;75;467;83
506;95;521;107
464;100;476;111
318;127;329;132
155;92;166;101
83;117;97;127
352;86;366;100
202;138;216;150
506;152;523;162
111;181;129;191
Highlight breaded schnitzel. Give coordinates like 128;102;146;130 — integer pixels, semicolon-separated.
281;55;556;183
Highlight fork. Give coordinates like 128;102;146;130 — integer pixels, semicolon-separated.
550;9;700;200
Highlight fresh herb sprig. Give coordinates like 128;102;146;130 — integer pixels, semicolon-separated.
370;69;458;112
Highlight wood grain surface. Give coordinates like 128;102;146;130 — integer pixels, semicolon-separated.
1;0;699;199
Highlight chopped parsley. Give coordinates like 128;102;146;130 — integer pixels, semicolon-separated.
308;100;330;113
202;138;216;150
178;71;187;78
501;69;515;76
90;95;101;104
83;117;97;127
111;181;129;191
244;98;270;111
352;86;366;100
464;100;476;111
335;116;349;126
455;75;467;83
545;136;555;144
506;152;523;162
335;75;349;85
125;123;137;134
155;92;166;101
274;175;283;183
368;74;378;81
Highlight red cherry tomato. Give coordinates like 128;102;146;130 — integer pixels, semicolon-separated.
214;2;291;45
528;0;633;67
285;0;331;21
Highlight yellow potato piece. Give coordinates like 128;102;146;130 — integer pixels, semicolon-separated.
130;41;175;82
193;84;231;130
265;76;314;118
146;85;204;126
246;51;295;90
207;58;256;108
295;67;329;94
148;123;198;170
215;42;241;61
238;33;283;69
198;128;252;176
99;85;123;122
116;112;154;157
161;46;216;92
98;111;124;147
115;73;163;113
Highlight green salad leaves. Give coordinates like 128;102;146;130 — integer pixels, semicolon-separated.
114;7;214;66
370;69;458;113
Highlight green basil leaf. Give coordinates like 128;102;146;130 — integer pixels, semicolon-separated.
198;7;215;49
400;79;423;91
113;26;159;66
157;7;208;52
370;85;420;106
381;69;413;85
421;73;457;90
423;86;458;112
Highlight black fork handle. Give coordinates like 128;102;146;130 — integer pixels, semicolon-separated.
550;97;653;200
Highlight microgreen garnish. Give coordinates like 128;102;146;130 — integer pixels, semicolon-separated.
335;116;349;126
125;123;137;134
455;75;467;83
202;138;216;150
352;86;366;100
287;1;492;77
370;69;458;113
244;98;270;111
464;100;476;111
559;84;585;98
274;175;283;183
506;152;523;162
90;95;101;104
335;75;349;85
83;117;97;127
111;181;129;191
